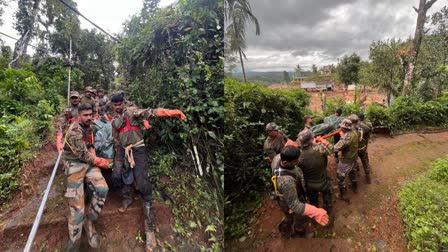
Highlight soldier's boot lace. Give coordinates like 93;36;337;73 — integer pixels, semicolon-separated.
118;197;133;213
144;201;158;252
84;219;100;248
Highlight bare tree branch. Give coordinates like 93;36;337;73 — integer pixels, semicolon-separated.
413;6;419;13
425;0;438;10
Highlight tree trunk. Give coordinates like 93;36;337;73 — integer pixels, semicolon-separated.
239;48;247;82
10;0;41;68
402;0;438;96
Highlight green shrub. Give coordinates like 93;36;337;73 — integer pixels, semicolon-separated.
399;156;448;251
365;102;390;127
224;77;309;239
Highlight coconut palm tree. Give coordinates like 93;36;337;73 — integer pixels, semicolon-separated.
225;0;260;82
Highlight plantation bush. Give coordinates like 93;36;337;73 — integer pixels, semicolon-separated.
224;77;309;239
365;102;390;127
400;156;448;251
0;68;60;201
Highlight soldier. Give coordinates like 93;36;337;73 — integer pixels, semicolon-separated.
263;122;288;163
110;93;185;251
358;113;373;184
297;129;333;214
332;108;343;162
332;119;358;200
56;91;81;152
272;146;329;238
81;86;98;118
63;103;111;251
97;89;109;116
303;115;313;130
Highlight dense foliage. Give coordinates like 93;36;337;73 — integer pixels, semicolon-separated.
399;155;448;251
224;77;309;239
0;68;61;201
115;0;224;248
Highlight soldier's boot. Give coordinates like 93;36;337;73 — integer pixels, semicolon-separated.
144;201;158;252
365;173;372;184
118;197;133;213
278;220;293;238
336;187;346;200
84;219;100;248
351;182;358;193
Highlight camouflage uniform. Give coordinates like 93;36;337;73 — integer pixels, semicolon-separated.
299;142;334;212
111;105;157;229
271;155;310;237
332;120;358;196
81;94;98;117
264;134;287;161
58;104;79;133
63;121;109;249
357;120;373;180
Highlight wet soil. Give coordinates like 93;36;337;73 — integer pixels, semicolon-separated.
226;131;448;252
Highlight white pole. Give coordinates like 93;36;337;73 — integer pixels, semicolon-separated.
23;151;63;252
67;39;72;105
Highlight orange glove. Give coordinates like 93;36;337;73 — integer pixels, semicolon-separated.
143;119;152;129
94;157;110;169
284;138;299;147
303;203;329;226
56;132;64;152
156;108;186;121
339;130;345;138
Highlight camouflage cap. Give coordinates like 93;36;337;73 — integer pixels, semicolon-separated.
69;91;80;98
265;122;280;131
347;114;359;122
303;115;313;121
339;118;352;129
91;88;97;94
297;129;313;147
85;86;93;92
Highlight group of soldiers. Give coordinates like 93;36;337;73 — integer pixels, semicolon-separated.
264;109;373;238
56;87;186;251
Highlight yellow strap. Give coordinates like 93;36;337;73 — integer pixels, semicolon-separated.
124;140;145;169
271;176;283;197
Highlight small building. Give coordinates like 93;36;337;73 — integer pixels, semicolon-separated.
300;81;333;92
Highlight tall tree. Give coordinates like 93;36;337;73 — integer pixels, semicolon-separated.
364;39;404;104
402;0;438;96
11;0;42;68
295;63;302;78
0;0;7;26
337;53;361;90
225;0;260;82
312;64;318;74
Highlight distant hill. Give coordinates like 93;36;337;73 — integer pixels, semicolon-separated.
232;71;312;86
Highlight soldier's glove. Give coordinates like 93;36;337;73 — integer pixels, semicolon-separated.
56;132;64;152
143;119;152;129
303;203;329;226
284;138;299;147
156;108;186;121
94;157;110;169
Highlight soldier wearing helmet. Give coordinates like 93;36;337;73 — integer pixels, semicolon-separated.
263;122;288;163
331;118;359;200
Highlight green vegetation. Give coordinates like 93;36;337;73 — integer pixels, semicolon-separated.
0;68;62;201
399;156;448;251
224;76;309;239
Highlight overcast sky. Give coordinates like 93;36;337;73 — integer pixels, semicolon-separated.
0;0;176;51
241;0;446;72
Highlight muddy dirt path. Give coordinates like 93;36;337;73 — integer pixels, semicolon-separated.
227;131;448;252
0;143;189;251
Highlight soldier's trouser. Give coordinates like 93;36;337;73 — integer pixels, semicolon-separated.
358;148;370;175
307;181;332;212
64;161;109;248
112;146;153;202
337;162;357;190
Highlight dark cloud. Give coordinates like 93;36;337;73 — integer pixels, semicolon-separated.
239;0;446;71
